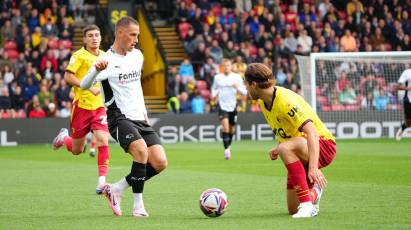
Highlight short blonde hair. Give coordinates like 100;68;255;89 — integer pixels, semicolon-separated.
115;16;139;31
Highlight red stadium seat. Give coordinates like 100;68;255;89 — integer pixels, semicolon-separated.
196;80;208;90
59;40;72;50
4;40;17;50
178;22;192;39
345;105;360;111
331;104;345;111
6;49;18;60
48;39;59;49
321;105;331;112
199;89;211;102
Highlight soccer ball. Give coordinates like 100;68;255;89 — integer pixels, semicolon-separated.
199;188;228;217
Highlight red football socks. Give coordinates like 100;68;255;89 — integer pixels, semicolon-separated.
97;145;109;176
286;161;312;203
64;136;73;152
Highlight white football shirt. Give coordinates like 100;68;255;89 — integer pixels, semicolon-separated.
211;72;247;112
398;69;411;101
95;48;147;121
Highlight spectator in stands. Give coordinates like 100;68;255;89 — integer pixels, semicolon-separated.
22;76;39;102
0;20;15;41
340;29;357;52
370;27;386;50
59;101;71;118
54;79;71;109
201;57;218;81
284;32;298;53
0;87;11;110
339;84;357;105
38;84;53;108
58;17;74;40
28;95;45;118
43;100;59;117
2;64;14;85
190;41;207;72
42;17;59;38
210;39;223;64
27;8;40;32
179;58;195;84
10;85;25;112
31;26;43;49
191;91;205;114
276;67;287;86
336;72;350;92
40;50;58;73
373;88;390;111
232;55;247;78
297;29;312;54
179;91;191;113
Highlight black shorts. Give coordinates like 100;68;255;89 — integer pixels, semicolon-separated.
404;97;411;119
109;119;161;152
218;106;237;125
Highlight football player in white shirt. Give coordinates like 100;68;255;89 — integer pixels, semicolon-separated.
211;59;247;159
396;67;411;140
80;16;167;218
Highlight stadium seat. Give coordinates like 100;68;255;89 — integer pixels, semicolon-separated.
345;105;360;111
331;104;345;111
4;40;17;50
59;40;72;50
196;80;208;90
199;89;211;102
321;105;331;112
48;39;59;49
178;22;191;39
338;11;347;20
6;49;18;60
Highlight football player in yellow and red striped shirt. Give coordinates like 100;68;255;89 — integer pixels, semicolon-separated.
243;63;336;218
52;25;110;194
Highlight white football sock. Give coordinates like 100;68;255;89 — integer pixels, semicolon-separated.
112;178;130;193
98;176;106;185
133;193;144;209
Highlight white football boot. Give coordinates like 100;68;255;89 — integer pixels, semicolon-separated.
292;202;318;218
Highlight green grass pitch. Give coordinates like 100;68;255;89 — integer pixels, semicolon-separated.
1;139;410;229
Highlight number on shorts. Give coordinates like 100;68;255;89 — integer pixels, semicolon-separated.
100;115;108;125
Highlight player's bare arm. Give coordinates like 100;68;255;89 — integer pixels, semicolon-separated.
397;83;411;91
268;146;280;160
301;122;327;188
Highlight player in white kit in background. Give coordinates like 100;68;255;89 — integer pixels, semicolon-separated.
396;67;411;140
80;16;167;218
211;59;247;159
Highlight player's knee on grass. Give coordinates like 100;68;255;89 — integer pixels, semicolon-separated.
71;145;85;155
287;189;299;215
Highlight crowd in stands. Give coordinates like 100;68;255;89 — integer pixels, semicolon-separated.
164;0;411;114
0;0;97;119
1;0;411;119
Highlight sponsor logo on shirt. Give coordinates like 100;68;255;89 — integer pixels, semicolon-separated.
118;70;141;84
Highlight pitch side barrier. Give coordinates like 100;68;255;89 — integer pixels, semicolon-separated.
0;111;405;146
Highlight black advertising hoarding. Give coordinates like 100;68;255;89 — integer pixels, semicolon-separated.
0;112;405;146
